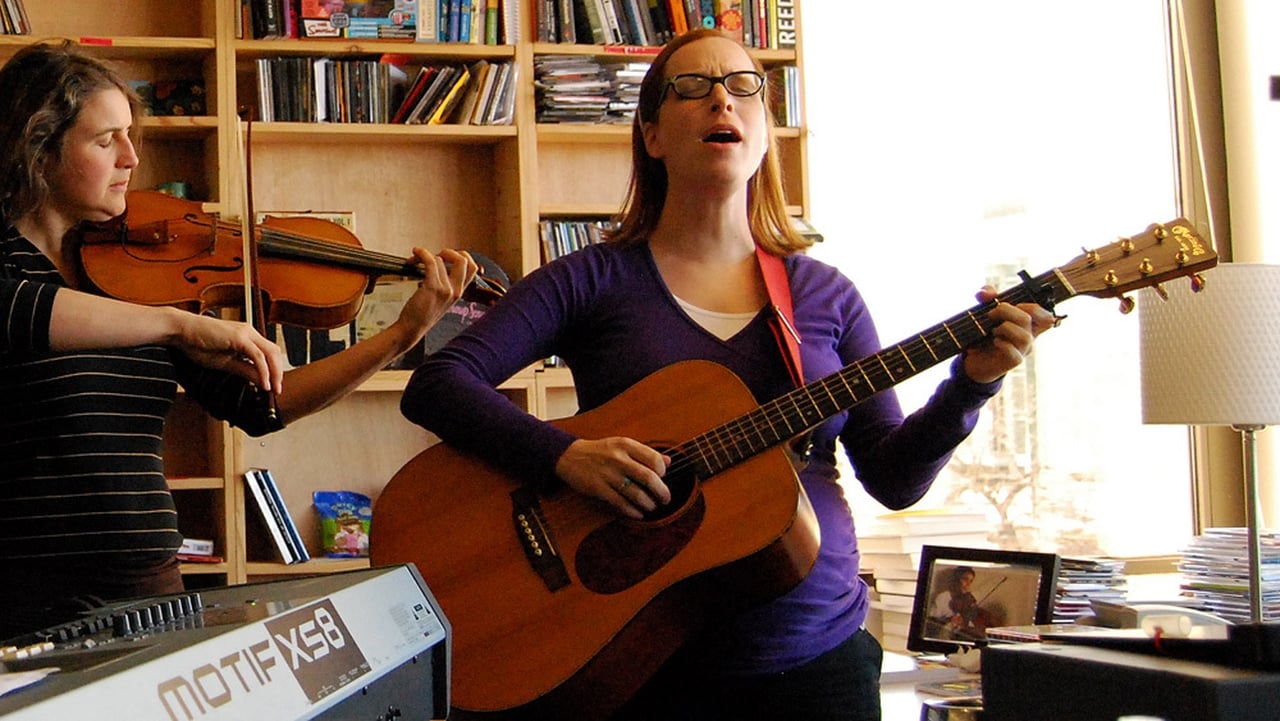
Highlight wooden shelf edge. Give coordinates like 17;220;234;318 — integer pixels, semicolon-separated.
530;42;797;64
535;365;574;386
244;121;516;144
169;476;225;490
536;123;798;143
246;557;370;575
180;562;230;575
358;366;540;392
537;123;631;143
540;203;621;217
235;38;516;60
0;36;216;59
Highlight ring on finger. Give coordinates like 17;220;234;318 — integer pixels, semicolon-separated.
621;477;633;489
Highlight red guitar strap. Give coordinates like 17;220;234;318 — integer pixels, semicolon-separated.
757;245;804;388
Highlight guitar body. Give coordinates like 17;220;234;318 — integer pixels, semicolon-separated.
372;360;822;719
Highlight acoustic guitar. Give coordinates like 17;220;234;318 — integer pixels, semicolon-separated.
371;219;1216;720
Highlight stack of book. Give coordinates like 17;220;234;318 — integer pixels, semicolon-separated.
1053;557;1127;623
861;508;991;652
533;55;648;125
869;565;921;653
245;468;311;565
860;508;991;574
1178;527;1280;622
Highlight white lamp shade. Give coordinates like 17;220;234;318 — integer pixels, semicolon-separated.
1139;263;1280;426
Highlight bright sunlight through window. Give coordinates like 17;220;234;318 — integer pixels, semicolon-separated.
802;1;1192;557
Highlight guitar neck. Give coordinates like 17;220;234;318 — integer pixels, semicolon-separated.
679;269;1070;479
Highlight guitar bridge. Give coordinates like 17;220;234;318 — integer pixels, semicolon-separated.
510;488;570;592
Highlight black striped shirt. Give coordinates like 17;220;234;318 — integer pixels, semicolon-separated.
1;225;280;568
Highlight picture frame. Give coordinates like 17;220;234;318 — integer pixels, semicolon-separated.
907;545;1060;655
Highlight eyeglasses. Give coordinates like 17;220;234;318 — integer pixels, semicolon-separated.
663;71;766;100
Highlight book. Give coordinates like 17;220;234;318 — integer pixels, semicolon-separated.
773;0;796;49
244;468;297;563
427;63;473;124
871;590;916;612
250;0;284;38
873;564;923;582
257;468;311;563
354;279;426;370
575;0;604;43
482;0;497;43
487;62;518;125
714;0;742;41
391;66;438;124
471;0;486;42
176;553;225;564
179;537;215;556
453;60;491;126
244;468;310;564
415;0;439;41
875;577;918;596
598;0;624;44
471;60;503;124
407;65;462;123
861;550;925;572
665;0;686;35
501;0;521;43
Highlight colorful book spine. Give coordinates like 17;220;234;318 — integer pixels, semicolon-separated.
774;0;796;49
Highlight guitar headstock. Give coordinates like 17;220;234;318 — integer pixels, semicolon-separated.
1055;219;1218;308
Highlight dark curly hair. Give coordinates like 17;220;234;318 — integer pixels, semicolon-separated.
0;41;144;223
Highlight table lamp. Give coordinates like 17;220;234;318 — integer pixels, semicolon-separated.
1139;262;1280;623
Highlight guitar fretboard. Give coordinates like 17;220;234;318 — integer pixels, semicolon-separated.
675;269;1069;480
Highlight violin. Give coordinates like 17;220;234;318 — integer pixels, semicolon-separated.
949;592;996;635
76;190;505;330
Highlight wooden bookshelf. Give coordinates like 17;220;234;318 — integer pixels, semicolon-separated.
2;0;806;586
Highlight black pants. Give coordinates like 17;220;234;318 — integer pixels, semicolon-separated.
615;627;884;721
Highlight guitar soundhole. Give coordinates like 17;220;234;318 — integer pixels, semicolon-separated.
576;492;705;595
576;451;704;594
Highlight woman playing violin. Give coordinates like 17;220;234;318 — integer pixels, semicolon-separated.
929;566;981;639
0;42;477;639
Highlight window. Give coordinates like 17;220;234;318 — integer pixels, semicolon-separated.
802;1;1191;557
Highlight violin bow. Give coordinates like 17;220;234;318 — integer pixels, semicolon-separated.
237;108;280;422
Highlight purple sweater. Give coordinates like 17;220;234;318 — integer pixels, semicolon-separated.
401;241;999;675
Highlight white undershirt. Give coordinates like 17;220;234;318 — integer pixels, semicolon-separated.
674;295;759;341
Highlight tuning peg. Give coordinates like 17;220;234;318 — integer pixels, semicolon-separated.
1119;295;1135;314
1152;283;1169;301
1190;273;1207;293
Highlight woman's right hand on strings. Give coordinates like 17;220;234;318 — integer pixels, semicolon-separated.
168;309;286;393
555;437;672;520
